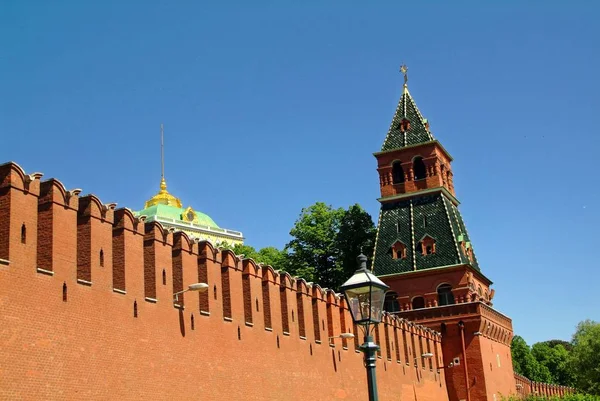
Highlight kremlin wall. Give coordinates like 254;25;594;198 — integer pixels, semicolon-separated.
0;161;448;400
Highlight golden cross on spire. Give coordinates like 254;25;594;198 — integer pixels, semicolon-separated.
400;64;408;87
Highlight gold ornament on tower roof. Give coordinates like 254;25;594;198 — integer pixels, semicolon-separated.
400;64;408;87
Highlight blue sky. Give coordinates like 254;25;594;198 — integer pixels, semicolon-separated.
1;1;599;345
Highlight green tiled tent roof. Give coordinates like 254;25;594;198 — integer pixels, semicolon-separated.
372;192;479;276
135;204;220;229
381;88;435;151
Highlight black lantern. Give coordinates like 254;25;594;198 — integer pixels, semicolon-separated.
339;253;390;401
340;253;389;327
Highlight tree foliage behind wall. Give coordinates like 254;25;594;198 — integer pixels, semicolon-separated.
284;202;345;289
503;395;600;401
512;320;600;395
511;335;552;383
219;243;289;271
284;202;376;291
222;202;376;292
570;320;600;395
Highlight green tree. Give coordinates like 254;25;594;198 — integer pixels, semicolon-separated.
224;243;289;271
511;335;552;383
284;202;377;290
531;341;574;385
255;246;287;270
335;204;377;279
230;243;259;260
222;202;375;290
544;339;573;352
570;320;600;395
285;202;344;289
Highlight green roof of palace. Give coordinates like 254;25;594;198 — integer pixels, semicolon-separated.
381;86;435;151
135;204;220;229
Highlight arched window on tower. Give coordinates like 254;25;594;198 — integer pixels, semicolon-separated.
460;241;474;262
398;118;411;132
412;297;425;310
384;292;401;313
392;161;405;184
437;284;455;306
391;241;407;260
413;157;427;180
416;235;436;256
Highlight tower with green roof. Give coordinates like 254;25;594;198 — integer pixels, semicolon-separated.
134;125;244;246
371;67;517;401
372;67;491;309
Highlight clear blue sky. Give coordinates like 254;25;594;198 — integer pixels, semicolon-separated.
2;1;599;346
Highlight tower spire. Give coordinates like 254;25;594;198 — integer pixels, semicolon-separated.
144;123;182;208
159;123;168;192
161;123;165;182
380;66;434;152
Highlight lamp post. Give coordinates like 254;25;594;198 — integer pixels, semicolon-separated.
340;253;389;401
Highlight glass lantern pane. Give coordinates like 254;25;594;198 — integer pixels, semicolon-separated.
369;287;387;323
345;287;372;323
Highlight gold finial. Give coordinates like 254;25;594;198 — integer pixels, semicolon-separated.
144;123;182;209
400;64;408;89
159;123;168;192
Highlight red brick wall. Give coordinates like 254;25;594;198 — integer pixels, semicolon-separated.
0;162;450;401
399;300;518;401
478;333;515;399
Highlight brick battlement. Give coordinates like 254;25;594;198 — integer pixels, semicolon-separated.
514;373;575;398
0;161;450;401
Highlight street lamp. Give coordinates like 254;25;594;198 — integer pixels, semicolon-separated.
173;282;209;302
415;353;434;368
340;253;390;401
328;333;356;340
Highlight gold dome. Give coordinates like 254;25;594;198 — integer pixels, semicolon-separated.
144;178;182;209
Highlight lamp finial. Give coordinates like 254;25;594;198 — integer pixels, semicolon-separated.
356;253;368;270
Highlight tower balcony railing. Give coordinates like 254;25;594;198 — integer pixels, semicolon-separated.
394;301;511;328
